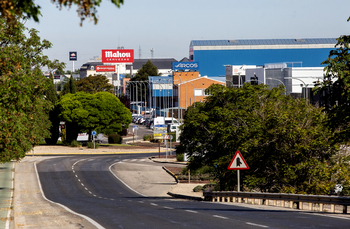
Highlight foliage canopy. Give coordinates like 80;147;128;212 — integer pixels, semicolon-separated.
75;74;114;94
177;84;343;194
0;0;124;26
58;92;132;142
0;18;64;161
315;35;350;144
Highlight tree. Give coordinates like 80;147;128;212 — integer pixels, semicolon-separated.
75;74;114;94
132;60;160;81
0;0;124;26
315;35;350;144
177;84;340;194
44;73;60;145
0;18;64;162
61;75;77;96
58;91;132;142
129;60;159;102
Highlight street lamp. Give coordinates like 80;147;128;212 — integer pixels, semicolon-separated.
266;77;286;95
172;71;187;122
284;77;308;99
188;81;196;106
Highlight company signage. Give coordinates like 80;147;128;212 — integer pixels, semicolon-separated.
102;49;134;63
172;62;199;71
69;51;77;61
96;65;116;72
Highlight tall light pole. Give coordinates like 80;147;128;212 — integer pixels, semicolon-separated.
266;77;286;95
284;77;308;99
172;71;187;122
188;81;196;106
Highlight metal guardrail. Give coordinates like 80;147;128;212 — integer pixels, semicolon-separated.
203;191;350;214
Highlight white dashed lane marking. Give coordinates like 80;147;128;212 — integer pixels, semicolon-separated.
246;222;269;228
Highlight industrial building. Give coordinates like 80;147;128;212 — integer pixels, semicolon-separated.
189;38;337;77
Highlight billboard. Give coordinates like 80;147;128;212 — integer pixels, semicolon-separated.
69;51;77;61
96;65;116;72
102;49;134;63
172;62;199;71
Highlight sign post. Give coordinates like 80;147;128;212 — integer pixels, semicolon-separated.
92;130;97;150
228;150;249;192
69;51;77;72
134;125;138;143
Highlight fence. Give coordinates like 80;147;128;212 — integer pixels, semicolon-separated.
203;191;350;214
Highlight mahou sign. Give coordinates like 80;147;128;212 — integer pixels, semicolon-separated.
96;66;116;72
102;49;134;63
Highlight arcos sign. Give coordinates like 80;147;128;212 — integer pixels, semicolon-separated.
102;49;134;63
172;62;199;71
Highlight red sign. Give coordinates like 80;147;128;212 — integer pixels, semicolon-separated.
228;150;249;170
102;49;134;63
96;65;116;72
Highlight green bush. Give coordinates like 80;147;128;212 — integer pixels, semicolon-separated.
70;140;81;147
202;183;216;192
176;153;184;162
87;142;99;149
168;132;176;142
193;185;203;192
108;134;122;144
143;134;152;141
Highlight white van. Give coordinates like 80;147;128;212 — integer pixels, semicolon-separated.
150;117;179;129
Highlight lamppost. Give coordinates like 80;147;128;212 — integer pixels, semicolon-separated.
266;77;287;95
188;81;196;106
172;71;187;122
284;77;308;99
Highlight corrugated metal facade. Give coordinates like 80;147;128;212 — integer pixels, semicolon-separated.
190;39;336;77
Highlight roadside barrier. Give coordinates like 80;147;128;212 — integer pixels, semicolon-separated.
203;191;350;214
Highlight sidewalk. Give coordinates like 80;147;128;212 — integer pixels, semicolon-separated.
0;162;14;229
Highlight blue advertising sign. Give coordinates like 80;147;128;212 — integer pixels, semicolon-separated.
172;62;199;71
69;51;77;61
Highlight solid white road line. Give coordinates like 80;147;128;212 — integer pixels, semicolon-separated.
34;162;105;229
108;162;147;197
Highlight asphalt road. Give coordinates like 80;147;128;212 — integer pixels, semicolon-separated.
36;154;350;229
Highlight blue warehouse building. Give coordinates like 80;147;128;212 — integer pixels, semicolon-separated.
189;38;337;77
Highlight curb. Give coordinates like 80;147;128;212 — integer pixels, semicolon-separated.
162;166;179;183
26;150;167;156
167;192;203;201
149;157;187;165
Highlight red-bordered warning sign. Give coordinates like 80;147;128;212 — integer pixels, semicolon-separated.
228;150;249;170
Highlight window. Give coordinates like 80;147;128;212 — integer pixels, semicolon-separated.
194;89;203;96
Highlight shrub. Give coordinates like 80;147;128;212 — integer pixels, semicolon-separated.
193;185;203;192
143;134;151;141
70;140;81;147
108;134;123;144
176;153;184;162
87;142;99;149
118;128;128;136
202;183;216;192
166;132;176;142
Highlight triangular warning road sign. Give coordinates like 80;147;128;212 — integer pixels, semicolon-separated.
228;150;249;170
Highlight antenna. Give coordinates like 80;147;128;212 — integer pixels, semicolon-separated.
150;48;154;58
139;46;142;59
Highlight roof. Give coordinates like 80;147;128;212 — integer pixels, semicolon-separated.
126;58;178;70
190;38;337;47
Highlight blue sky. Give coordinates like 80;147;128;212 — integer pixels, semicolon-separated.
26;0;350;71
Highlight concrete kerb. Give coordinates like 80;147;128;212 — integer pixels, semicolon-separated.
26;150;167;156
167;192;204;201
162;166;179;183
